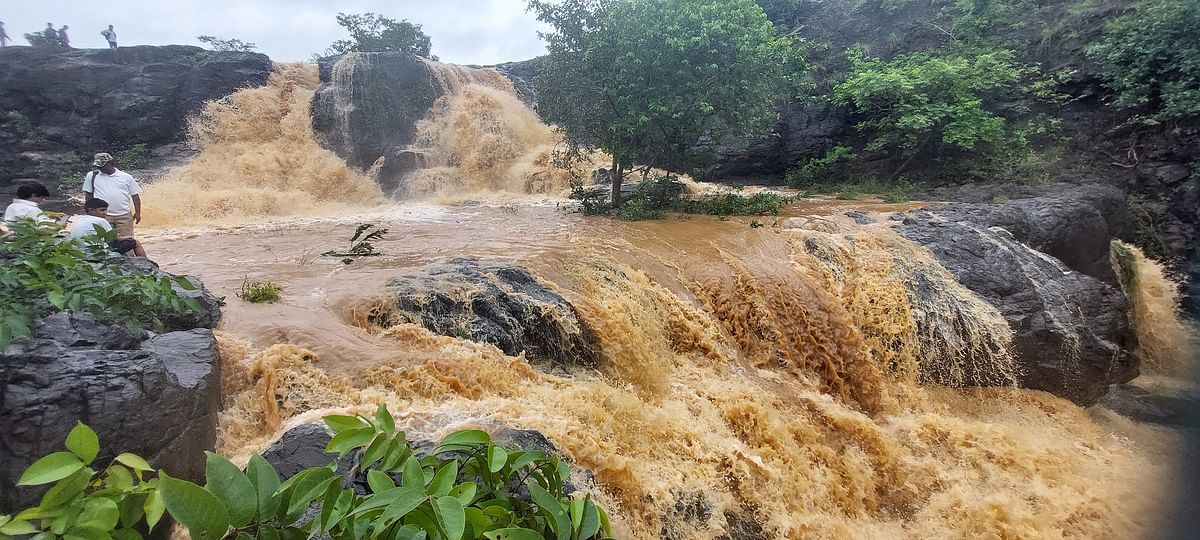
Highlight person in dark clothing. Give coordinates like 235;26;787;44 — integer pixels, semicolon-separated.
57;25;69;47
43;23;56;44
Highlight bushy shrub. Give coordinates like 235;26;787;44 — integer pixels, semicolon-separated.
237;279;283;304
1;406;613;540
1089;0;1200;123
0;221;203;349
785;146;855;187
117;144;152;170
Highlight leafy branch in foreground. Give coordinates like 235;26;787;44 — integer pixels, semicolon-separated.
323;223;388;265
0;220;203;350
1;405;613;540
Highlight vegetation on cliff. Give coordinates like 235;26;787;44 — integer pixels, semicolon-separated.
529;0;799;207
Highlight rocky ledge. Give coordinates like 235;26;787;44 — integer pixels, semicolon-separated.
0;259;223;511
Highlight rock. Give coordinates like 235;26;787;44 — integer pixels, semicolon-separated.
311;53;506;194
125;257;223;330
366;258;600;369
925;184;1134;283
844;210;872;225
897;215;1138;404
0;314;221;511
1097;383;1200;426
700;101;850;180
0;46;272;190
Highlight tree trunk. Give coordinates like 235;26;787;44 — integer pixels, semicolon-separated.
610;156;625;209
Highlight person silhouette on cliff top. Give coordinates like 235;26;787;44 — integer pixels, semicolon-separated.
1;22;11;47
57;25;70;48
42;23;56;45
101;25;117;49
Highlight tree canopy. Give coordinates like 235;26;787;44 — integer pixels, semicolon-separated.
529;0;798;206
197;35;257;52
323;13;435;59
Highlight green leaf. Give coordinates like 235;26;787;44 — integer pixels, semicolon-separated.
317;477;345;532
159;472;230;540
323;415;369;433
486;446;508;474
428;461;458;496
246;454;281;518
47;290;67;309
76;497;120;530
367;470;395;494
204;452;257;527
350;486;423;517
360;433;389;469
528;482;570;540
449;482;477;507
258;524;281;540
118;493;146;528
105;465;134;490
175;276;198;291
484;528;544;540
0;519;38;536
435;430;491;454
284;468;338;518
394;524;427;540
464;507;493;535
64;525;113;540
432;496;466;540
39;467;92;509
65;423;100;464
114;453;152;473
325;427;375;457
375;403;395;433
579;497;601;540
402;456;426;489
112;529;143;540
18;452;84;486
143;490;165;532
380;438;410;471
507;450;544;472
372;487;427;530
236;533;253;540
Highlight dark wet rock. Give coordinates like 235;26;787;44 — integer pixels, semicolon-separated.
0;45;272;190
0;315;220;511
898;214;1138;405
1098;383;1200;427
699;101;849;180
368;258;600;368
926;185;1134;283
844;210;872;225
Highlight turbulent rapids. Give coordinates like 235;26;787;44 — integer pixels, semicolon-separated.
132;64;1199;539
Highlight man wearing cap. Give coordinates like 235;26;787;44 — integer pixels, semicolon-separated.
83;153;142;236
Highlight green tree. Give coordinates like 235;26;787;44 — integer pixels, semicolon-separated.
197;35;258;52
323;12;435;59
1089;0;1200;123
832;49;1031;176
529;0;798;207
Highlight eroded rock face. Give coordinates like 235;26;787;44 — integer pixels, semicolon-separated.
0;45;272;192
366;258;600;369
0;315;221;511
898;213;1138;404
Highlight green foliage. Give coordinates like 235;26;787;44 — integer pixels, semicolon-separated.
323;224;388;265
197;35;258;52
612;176;798;220
24;32;56;47
615;197;664;221
117;144;152;170
323;13;435;58
2;408;613;540
834;49;1030;158
568;183;611;216
785;146;856;187
237;279;283;304
530;0;800;205
1089;0;1200;123
0;221;203;350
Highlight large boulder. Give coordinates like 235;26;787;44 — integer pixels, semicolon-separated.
363;258;600;369
0;314;221;511
311;53;507;194
897;212;1138;404
0;45;272;192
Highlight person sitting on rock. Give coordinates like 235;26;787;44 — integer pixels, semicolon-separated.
66;198;148;257
57;25;70;48
3;182;55;224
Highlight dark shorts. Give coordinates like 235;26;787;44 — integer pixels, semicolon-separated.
110;238;136;254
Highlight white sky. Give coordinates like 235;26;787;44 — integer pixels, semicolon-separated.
2;0;549;64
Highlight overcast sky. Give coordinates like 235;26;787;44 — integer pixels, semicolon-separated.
3;0;549;64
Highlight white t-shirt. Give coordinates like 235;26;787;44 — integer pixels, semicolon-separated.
3;199;52;223
66;215;114;239
82;169;141;216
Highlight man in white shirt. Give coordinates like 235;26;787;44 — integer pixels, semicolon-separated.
3;182;54;224
82;152;142;236
66;198;147;257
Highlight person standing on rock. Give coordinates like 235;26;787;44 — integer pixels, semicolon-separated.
1;22;11;47
83;153;142;236
42;23;56;45
57;25;70;48
101;25;117;48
